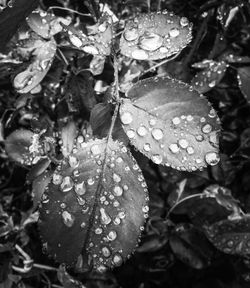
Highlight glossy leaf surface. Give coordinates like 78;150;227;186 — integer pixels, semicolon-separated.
39;138;148;271
119;76;220;171
120;11;192;60
237;67;250;100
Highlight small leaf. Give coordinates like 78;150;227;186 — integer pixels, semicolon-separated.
13;36;57;93
120;11;192;60
225;55;250;64
204;215;250;256
237;67;250;100
27;158;51;182
191;61;228;93
5;129;42;165
119;76;220;171
61;121;78;158
39;138;148;271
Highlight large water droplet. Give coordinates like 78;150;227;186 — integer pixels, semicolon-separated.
120;112;133;125
196;134;204;142
69;35;82;48
169;143;180;154
113;173;121;183
205;152;220;166
139;32;163;51
169;27;180;37
91;144;102;155
75;181;86;195
172;117;181;125
68;155;79;168
124;27;139;41
77;196;86;205
107;230;117;241
202;124;212;134
98;22;108;32
178;139;189;149
100;208;111;225
83;45;99;55
53;173;62;185
112;253;123;266
60;176;74;192
126;129;135;139
152;128;164;140
62;211;75;227
131;49;149;60
137;126;148;136
208;80;216;88
152;154;163;164
102;246;111;257
113;186;123;196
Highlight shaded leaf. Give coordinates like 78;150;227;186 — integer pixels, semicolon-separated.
13;36;57;94
191;61;228;93
57;265;85;288
39;138;148;271
237;67;250;100
120;11;192;60
204;215;250;256
119;76;220;171
26;158;51;182
0;0;38;52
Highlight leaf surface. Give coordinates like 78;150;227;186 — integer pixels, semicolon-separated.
119;76;220;171
237;67;250;100
39;138;148;271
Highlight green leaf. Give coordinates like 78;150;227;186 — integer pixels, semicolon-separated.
191;61;228;93
119;76;220;171
0;0;38;52
13;36;57;93
237;67;250;100
204;215;250;256
39;138;148;271
61;121;78;158
120;11;192;60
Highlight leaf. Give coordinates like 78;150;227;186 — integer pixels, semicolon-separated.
191;61;228;93
89;55;106;76
61;121;78;158
0;0;38;52
237;67;250;100
225;55;250;64
119;76;220;171
26;158;51;182
57;265;86;288
5;129;43;165
39;138;148;271
119;11;192;60
13;36;57;94
204;215;250;256
217;4;240;29
32;171;52;209
169;224;214;269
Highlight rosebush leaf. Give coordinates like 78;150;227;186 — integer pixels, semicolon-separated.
204;215;250;256
119;11;192;60
39;138;148;271
119;76;220;171
191;60;228;93
237;67;250;100
13;36;57;93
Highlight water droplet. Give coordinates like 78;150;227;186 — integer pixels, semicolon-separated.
118;211;126;219
95;227;103;234
69;35;82;48
83;45;99;55
62;211;75;227
100;208;111;225
120;111;133;125
137;126;148;136
124;27;139;41
112;253;123;266
77;196;86;205
98;22;108;32
186;146;194;155
126;129;135;139
169;27;180;37
152;128;164;140
169;143;180;154
208;80;216;88
149;119;157;126
196;134;204;142
139;32;163;51
172;117;181;125
178;139;189;149
180;17;189;27
142;205;149;213
113;173;121;183
114;217;121;225
107;230;117;241
80;222;86;228
186;115;193;121
208;108;217;118
143;143;151;152
60;176;74;192
152;154;163;164
102;246;111;257
113;200;120;207
87;178;95;185
53;173;62;185
205;152;220;166
91;144;101;155
160;46;168;53
60;203;66;209
131;49;149;60
68;155;78;167
202;124;212;134
74;181;86;195
96;265;107;273
113;186;123;196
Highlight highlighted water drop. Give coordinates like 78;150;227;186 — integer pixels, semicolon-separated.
178;139;189;149
152;128;164;140
131;49;149;60
152;154;163;164
143;143;151;152
87;178;95;185
68;155;79;168
202;124;212;134
180;17;189;27
126;129;135;139
120;112;133;125
124;27;139;41
100;208;111;225
95;227;103;234
113;173;121;183
112;253;123;266
172;117;181;125
102;246;111;257
169;27;180;37
137;126;148;136
60;176;74;192
107;230;117;241
75;181;86;195
69;35;82;48
62;211;75;227
205;152;220;166
187;146;194;155
169;143;180;154
139;32;163;52
53;173;62;185
113;186;123;196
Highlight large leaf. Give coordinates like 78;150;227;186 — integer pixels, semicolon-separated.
39;138;149;271
0;0;38;52
120;11;192;60
13;36;57;94
237;67;250;100
204;215;250;256
119;76;220;171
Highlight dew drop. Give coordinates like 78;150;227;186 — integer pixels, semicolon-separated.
77;196;86;205
208;80;216;88
107;230;117;241
131;49;149;60
208;108;217;118
113;186;123;196
152;154;163;164
139;32;163;52
100;208;111;225
60;176;74;192
113;173;121;183
169;27;180;37
120;112;133;125
98;22;108;32
91;144;101;155
113;200;120;207
152;128;164;140
149;119;157;126
178;139;189;149
118;211;126;219
96;265;107;273
95;227;103;234
180;17;189;27
202;124;212;134
143;143;151;152
205;152;220;166
124;27;139;41
83;45;99;55
52;173;62;185
137;126;148;136
195;134;204;142
172;117;181;125
112;253;123;266
62;211;75;227
80;222;86;228
68;155;79;168
102;246;111;257
114;217;121;225
209;132;219;148
69;35;82;48
142;205;149;213
87;178;95;185
169;143;180;154
126;129;135;138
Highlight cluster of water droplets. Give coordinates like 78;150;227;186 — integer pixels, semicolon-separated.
120;11;192;60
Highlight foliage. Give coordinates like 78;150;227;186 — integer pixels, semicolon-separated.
0;0;250;287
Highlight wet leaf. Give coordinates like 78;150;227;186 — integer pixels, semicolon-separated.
5;129;42;165
191;61;228;93
237;67;250;100
169;224;214;269
120;11;192;60
39;138;148;271
26;158;51;182
0;0;38;52
13;36;57;94
32;171;52;208
61;121;78;158
119;76;220;171
204;215;250;256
